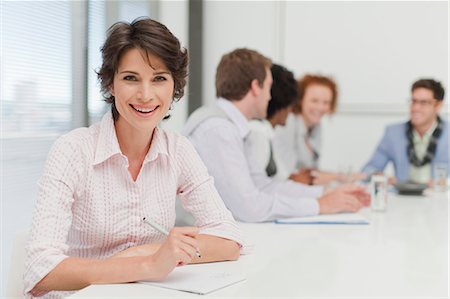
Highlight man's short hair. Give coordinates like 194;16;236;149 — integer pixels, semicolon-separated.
216;48;272;101
267;64;298;119
411;79;445;101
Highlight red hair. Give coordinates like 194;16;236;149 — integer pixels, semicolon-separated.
293;74;338;114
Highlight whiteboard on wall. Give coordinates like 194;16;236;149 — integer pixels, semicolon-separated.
283;1;448;107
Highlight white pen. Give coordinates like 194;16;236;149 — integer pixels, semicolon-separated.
142;217;201;258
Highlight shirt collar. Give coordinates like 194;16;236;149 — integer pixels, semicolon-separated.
144;126;169;163
93;112;122;166
413;120;438;142
217;98;250;138
262;119;275;138
93;112;168;166
295;114;308;136
296;114;319;137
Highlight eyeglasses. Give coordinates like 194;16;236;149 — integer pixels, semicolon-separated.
409;98;437;107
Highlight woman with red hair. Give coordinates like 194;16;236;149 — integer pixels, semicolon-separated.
273;74;364;185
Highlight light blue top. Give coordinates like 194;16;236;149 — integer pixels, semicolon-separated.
361;119;449;182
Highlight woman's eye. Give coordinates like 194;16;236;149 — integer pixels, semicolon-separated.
154;76;167;82
123;75;137;81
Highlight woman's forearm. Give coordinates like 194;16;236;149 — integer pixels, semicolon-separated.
191;234;240;264
32;234;241;294
32;228;208;295
109;235;240;263
31;255;152;294
111;234;240;263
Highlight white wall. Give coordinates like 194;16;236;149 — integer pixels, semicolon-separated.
203;1;284;105
284;1;448;105
202;1;449;171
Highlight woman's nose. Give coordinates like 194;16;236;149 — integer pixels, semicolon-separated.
319;102;329;112
137;83;154;102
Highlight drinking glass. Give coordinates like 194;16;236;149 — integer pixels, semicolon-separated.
370;174;388;212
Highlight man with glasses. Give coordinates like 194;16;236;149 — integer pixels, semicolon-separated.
362;79;448;184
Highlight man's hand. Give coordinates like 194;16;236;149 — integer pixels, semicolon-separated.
318;185;370;214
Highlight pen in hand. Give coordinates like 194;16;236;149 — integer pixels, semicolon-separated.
142;217;201;258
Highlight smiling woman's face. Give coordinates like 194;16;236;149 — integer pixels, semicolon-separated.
110;47;174;133
301;84;333;127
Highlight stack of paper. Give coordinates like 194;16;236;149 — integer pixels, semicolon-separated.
275;213;369;225
139;260;246;295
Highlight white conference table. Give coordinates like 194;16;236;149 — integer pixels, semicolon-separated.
69;191;448;298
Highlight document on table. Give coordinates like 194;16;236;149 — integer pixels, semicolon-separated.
275;213;369;225
138;260;246;295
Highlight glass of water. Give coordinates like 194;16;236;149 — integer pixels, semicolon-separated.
370;174;388;212
433;164;448;193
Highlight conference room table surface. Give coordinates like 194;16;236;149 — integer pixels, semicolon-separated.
68;191;448;298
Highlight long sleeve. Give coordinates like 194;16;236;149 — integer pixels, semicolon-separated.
23;134;83;296
273;114;321;171
188;118;319;223
175;136;244;247
245;124;271;175
273;114;299;174
245;125;323;199
361;127;392;175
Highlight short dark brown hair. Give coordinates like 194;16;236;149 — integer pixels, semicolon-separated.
97;17;188;121
293;74;338;114
411;79;445;101
215;48;272;101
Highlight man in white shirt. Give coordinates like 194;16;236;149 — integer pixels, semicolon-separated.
247;63;316;184
183;48;369;222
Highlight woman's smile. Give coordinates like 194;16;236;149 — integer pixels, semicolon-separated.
130;104;160;118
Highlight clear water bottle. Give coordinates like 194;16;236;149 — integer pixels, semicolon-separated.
370;174;388;212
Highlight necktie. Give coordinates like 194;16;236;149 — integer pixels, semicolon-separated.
266;142;277;177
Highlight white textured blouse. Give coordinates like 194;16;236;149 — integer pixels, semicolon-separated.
23;112;243;299
273;113;322;173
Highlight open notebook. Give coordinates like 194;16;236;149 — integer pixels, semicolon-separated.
275;213;369;225
139;260;246;295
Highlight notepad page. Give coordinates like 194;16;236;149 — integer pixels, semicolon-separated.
139;260;246;295
276;213;369;224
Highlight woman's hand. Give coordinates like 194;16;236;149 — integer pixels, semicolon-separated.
289;168;313;184
143;227;199;281
311;170;338;185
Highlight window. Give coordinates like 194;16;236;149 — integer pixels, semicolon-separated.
1;1;73;136
87;0;107;123
1;1;153;287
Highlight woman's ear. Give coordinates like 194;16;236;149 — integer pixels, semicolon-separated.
109;85;115;97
